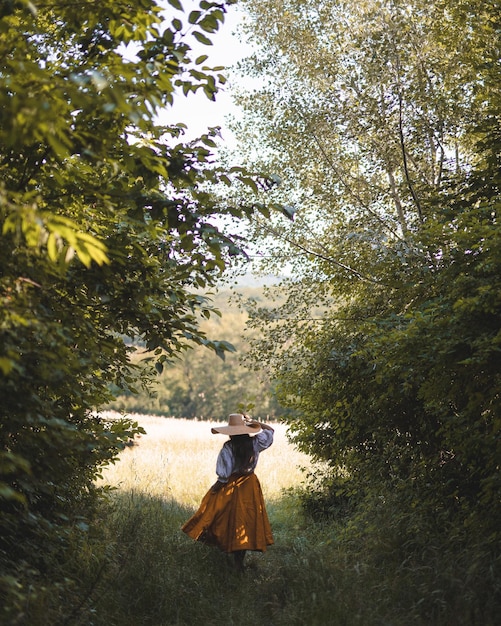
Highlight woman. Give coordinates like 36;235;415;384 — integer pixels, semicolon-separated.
181;413;274;571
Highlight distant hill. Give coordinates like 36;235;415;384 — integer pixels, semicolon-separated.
217;270;286;288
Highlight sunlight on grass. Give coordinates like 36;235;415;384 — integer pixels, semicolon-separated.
99;413;313;508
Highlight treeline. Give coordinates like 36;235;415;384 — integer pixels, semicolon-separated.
107;286;286;419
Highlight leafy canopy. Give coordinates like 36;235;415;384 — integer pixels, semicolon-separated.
0;0;271;617
234;0;501;532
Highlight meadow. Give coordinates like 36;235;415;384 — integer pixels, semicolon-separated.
63;414;498;626
98;414;312;507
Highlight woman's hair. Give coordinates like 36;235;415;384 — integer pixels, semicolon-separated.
230;434;255;474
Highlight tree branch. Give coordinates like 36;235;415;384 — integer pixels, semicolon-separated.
397;84;423;222
306;121;405;242
257;219;387;286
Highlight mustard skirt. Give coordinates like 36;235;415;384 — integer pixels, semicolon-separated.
181;473;274;553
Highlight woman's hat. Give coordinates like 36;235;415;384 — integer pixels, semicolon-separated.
211;413;261;436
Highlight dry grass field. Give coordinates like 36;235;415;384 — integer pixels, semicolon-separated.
99;413;313;507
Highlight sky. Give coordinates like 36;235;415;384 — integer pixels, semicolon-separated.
157;2;282;284
158;2;253;143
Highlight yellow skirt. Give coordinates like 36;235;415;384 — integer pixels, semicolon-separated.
181;473;274;553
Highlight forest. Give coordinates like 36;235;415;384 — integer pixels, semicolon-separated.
1;0;500;624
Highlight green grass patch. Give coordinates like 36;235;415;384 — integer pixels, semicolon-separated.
37;489;499;626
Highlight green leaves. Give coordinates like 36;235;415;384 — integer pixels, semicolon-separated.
187;2;227;46
193;31;213;45
0;1;273;617
189;9;203;23
237;0;501;539
46;216;109;267
204;338;237;360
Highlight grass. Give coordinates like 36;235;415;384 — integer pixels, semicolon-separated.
97;414;311;507
27;414;500;626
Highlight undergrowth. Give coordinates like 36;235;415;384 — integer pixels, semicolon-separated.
13;488;499;626
5;416;499;625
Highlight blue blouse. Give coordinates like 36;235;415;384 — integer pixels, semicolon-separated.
215;430;274;483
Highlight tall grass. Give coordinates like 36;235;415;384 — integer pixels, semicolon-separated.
23;415;500;625
97;415;310;506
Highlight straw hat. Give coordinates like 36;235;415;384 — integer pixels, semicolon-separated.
211;413;261;436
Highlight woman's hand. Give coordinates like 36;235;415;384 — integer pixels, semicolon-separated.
244;417;259;427
244;416;274;431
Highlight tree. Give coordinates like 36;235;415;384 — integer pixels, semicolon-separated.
232;0;491;261
232;0;501;532
0;0;269;618
107;286;286;418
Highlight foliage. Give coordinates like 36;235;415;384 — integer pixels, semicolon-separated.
232;0;501;537
231;0;494;265
21;464;501;625
0;0;272;620
107;286;287;418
